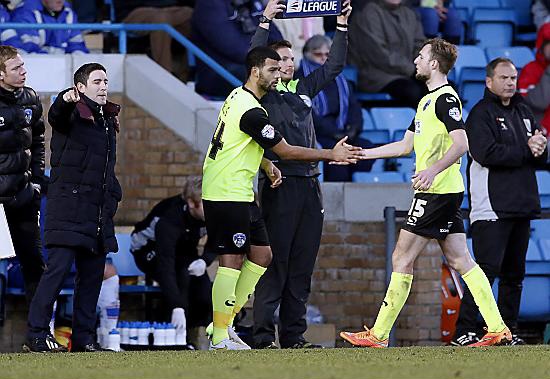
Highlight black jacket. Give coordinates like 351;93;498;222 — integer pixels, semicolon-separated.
130;195;215;309
466;89;549;223
250;28;348;177
44;90;122;254
0;86;45;208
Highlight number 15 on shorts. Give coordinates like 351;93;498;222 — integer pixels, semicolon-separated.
407;198;427;226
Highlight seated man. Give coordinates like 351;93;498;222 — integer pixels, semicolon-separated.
130;176;213;346
11;0;88;54
297;34;375;181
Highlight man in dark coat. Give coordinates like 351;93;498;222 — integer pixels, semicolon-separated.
0;45;45;305
24;63;122;353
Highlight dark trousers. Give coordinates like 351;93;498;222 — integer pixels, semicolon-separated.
4;201;45;304
253;177;324;347
455;218;530;335
27;246;106;347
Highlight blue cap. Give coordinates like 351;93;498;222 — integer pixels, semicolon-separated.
109;329;120;335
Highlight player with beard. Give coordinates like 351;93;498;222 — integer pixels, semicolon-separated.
202;46;362;350
339;38;512;348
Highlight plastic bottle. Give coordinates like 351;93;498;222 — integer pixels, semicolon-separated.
129;322;138;345
175;325;187;346
153;323;166;346
138;322;150;346
165;323;176;346
107;329;121;352
120;321;130;345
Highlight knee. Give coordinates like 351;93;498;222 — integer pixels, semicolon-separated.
447;254;475;275
254;249;272;268
391;246;414;274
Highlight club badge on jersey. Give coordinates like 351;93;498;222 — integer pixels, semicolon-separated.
276;0;342;18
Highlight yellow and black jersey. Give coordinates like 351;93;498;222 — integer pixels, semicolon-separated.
407;84;465;194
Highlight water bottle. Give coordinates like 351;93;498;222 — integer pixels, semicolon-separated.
129;322;138;345
175;325;187;346
107;329;121;352
120;321;130;345
165;323;176;346
153;323;166;346
138;322;150;346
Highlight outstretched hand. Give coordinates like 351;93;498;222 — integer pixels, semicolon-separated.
62;86;80;103
330;136;363;164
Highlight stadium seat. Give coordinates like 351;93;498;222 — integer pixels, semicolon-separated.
352;172;405;183
461;81;485;111
108;234;144;277
471;8;516;47
452;0;500;19
342;65;358;88
370;107;416;137
392;129;407;142
531;220;550;241
526;239;543;262
451;45;487;85
356;92;393;102
462;108;469;121
485;46;534;70
359;130;390;145
395;157;415;176
466;238;475;260
362;109;376;130
536;171;550;209
370;159;385;173
500;0;532;27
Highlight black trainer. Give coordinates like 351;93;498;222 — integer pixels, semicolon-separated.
451;332;479;346
509;335;526;346
71;342;113;352
255;341;279;349
288;340;323;349
22;334;68;353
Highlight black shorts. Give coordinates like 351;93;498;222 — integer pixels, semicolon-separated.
203;200;270;255
402;192;465;240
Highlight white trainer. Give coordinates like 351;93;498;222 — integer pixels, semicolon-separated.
206;323;251;349
209;338;250;350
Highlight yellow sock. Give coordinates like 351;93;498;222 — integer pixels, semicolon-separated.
229;259;267;326
462;265;506;333
371;272;413;340
211;266;240;345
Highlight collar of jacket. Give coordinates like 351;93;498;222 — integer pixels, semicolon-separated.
76;94;121;122
276;79;299;93
37;2;66;18
483;87;523;109
0;85;22;103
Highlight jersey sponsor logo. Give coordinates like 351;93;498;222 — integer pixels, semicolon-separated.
445;96;456;103
423;99;431;111
146;251;156;261
523;118;532;136
440;228;449;233
497;117;508;130
233;232;247;248
24;108;32;124
414;120;421;134
224;299;236;307
299;94;312;108
448;107;461;121
261;124;275;139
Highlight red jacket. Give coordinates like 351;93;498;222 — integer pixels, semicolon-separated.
518;23;550;135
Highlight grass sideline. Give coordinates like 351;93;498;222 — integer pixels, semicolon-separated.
0;346;549;379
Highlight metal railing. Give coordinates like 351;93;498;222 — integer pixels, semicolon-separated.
0;22;241;87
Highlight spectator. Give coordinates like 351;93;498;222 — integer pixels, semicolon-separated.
130;176;214;347
115;1;194;81
1;1;15;45
297;34;375;181
0;45;45;306
519;22;550;136
11;0;88;54
192;0;282;98
348;0;426;108
533;0;550;29
25;63;121;353
453;58;548;346
272;17;324;63
411;0;462;44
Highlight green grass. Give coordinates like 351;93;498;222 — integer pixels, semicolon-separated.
1;346;549;379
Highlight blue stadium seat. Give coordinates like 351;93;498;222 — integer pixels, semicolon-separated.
462;108;469;121
472;8;516;47
359;130;390;145
500;0;532;26
395;157;415;176
531;220;550;241
370;159;385;173
461;81;485;111
342;65;358;87
536;171;550;209
352;172;405;183
370;107;416;137
362;108;376;130
485;46;534;70
108;234;144;277
392;129;407;142
518;276;550;321
526;239;543;262
466;238;475;260
451;45;487;85
452;0;500;19
356;92;393;102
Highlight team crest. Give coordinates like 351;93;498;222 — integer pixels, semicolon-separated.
24;109;33;124
233;233;247;248
261;124;275;139
448;107;461;121
523;118;532;136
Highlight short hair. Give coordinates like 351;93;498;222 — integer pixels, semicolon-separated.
269;40;292;51
74;63;106;86
422;38;458;75
182;176;202;202
303;34;332;55
486;57;515;78
245;46;281;78
0;45;19;73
